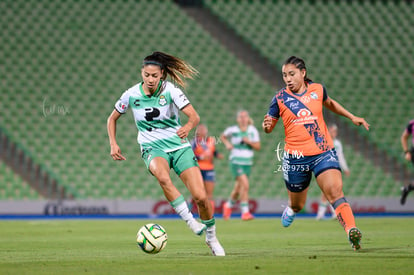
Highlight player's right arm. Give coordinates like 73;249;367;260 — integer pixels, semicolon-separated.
107;110;126;161
263;95;279;133
220;128;234;151
262;115;277;133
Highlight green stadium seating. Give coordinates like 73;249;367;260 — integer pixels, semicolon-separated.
0;160;41;200
0;0;405;201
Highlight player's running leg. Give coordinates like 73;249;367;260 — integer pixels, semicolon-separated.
222;180;241;220
282;189;308;227
316;194;329;220
150;157;206;236
317;169;362;250
204;179;216;214
238;174;254;221
180;166;225;256
400;183;414;205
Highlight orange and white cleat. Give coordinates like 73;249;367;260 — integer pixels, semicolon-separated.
241;212;254;221
222;203;232;220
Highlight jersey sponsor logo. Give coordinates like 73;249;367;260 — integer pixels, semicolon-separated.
289;101;300;111
297;109;311;117
285;96;295;103
158;95;167;106
310;92;318;100
291;109;318;125
118;102;127;110
179;93;188;103
144;107;161;121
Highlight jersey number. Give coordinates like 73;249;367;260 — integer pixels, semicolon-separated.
144;107;160;121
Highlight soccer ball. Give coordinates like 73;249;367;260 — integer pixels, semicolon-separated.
136;223;168;254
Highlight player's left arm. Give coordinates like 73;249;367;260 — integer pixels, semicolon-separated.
177;104;200;139
323;97;370;130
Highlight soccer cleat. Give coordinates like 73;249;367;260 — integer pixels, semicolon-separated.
222;203;232;220
206;237;226;256
315;214;323;221
400;184;413;205
187;219;207;236
348;227;362;251
281;206;296;227
241;212;254;221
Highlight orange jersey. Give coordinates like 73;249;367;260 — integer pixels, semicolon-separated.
267;82;333;156
191;137;217;170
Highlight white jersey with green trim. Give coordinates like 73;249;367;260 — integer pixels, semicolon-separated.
223;125;260;165
114;81;191;153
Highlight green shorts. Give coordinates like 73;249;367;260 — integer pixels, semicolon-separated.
141;146;199;176
230;163;252;178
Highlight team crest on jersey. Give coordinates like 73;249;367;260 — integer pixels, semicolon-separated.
310;92;318;100
158;95;167;106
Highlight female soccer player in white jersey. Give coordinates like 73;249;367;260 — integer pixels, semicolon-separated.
107;51;225;256
221;110;261;221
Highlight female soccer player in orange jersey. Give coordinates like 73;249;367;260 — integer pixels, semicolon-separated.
262;56;369;251
191;124;223;213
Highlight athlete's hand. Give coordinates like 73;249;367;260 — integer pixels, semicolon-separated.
262;115;274;132
405;152;412;161
110;144;126;161
177;125;191;139
351;116;370;131
242;137;251;145
225;143;233;150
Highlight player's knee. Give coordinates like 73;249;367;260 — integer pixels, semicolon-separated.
157;175;173;188
291;203;305;213
193;195;209;209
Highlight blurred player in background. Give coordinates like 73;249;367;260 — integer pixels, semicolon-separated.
262;56;369;251
221;110;261;221
107;51;225;256
316;123;350;220
191;124;223;214
400;118;414;205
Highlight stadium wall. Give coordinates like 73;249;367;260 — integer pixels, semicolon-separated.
1;198;413;217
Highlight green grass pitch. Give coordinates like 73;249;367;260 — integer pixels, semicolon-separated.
0;217;413;274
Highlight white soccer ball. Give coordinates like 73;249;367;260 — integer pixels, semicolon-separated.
136;223;168;254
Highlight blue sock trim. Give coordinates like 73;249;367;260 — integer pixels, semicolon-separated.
332;197;348;209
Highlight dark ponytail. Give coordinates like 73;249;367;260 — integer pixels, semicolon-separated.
143;51;198;88
284;56;312;83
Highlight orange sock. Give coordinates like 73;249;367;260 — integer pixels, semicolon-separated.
210;200;215;215
335;202;356;233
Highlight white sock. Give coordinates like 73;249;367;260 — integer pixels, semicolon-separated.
170;195;194;222
317;203;327;218
329;204;336;217
206;225;216;241
240;202;249;214
227;199;236;208
286;206;295;215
